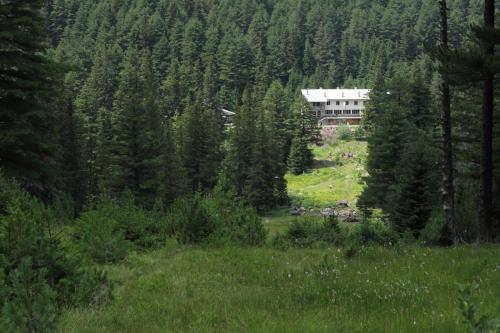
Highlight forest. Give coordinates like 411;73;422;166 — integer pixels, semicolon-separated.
0;0;499;332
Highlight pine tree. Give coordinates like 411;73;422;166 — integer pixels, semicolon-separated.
0;0;63;198
110;50;164;206
245;108;275;211
388;131;440;236
224;89;258;197
261;81;289;203
287;96;319;174
177;98;223;192
288;136;313;175
160;119;186;205
438;0;457;244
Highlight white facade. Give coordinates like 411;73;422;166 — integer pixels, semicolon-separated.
301;88;370;126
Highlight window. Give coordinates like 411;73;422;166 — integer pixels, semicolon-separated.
354;101;358;106
326;110;333;115
327;101;331;105
343;110;351;115
334;110;342;115
352;110;360;115
336;101;340;106
345;101;350;106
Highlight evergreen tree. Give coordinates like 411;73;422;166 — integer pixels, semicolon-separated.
245;108;275;211
0;0;62;198
388;131;440;236
287;96;319;174
110;50;163;206
288;136;313;175
177;99;223;192
225;89;257;197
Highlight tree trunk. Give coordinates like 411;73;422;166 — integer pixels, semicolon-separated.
478;0;494;243
438;0;457;244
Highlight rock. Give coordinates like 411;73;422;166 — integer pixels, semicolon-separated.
337;209;358;222
289;206;306;216
321;207;335;216
337;200;349;208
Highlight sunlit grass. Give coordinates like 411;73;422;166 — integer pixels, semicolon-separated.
286;140;367;208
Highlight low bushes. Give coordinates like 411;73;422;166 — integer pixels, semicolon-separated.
73;192;167;264
0;175;112;332
272;214;397;251
273;215;347;248
168;189;267;246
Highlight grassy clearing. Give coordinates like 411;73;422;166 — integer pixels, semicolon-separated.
286;140;367;208
58;245;500;333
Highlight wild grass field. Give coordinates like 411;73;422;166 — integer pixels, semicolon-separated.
58;245;500;333
57;140;500;332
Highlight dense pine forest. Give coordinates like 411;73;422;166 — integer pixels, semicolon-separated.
0;0;499;331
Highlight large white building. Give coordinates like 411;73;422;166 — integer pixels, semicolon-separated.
301;88;370;126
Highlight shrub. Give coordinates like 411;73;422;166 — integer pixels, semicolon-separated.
458;282;500;332
73;192;168;263
0;174;112;331
168;189;267;246
336;124;352;141
169;193;215;244
73;199;130;264
271;233;290;251
285;218;322;247
420;211;448;245
348;219;398;247
319;215;346;245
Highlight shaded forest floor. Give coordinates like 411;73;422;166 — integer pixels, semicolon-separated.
58;245;500;332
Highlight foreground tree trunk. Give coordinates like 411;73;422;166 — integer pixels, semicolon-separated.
438;0;457;244
478;0;494;243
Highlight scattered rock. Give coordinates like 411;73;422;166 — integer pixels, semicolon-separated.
289;206;306;216
321;207;335;216
337;200;349;208
337;209;358;222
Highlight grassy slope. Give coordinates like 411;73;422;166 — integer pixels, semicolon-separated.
286;141;367;208
59;245;500;333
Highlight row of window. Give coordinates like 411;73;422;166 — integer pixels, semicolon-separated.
326;100;361;106
312;101;363;107
324;110;361;115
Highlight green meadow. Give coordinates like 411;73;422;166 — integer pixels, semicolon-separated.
58;245;500;333
286;141;367;208
57;140;500;332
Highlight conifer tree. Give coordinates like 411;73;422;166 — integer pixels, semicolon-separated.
0;0;63;198
245;108;275;210
224;89;258;197
110;50;164;206
287;96;319;174
177;98;223;192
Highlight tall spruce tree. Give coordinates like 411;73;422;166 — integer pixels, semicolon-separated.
287;95;319;174
0;0;62;198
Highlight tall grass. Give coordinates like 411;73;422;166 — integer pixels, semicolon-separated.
58;245;500;332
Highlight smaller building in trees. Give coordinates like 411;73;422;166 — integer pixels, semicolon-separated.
301;88;370;126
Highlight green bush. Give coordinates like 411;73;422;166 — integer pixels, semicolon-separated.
73;193;169;264
0;174;112;332
336;124;352;141
420;211;448;245
285;218;322;247
348;219;398;247
73;199;130;264
319;215;346;245
168;189;267;246
273;215;346;248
